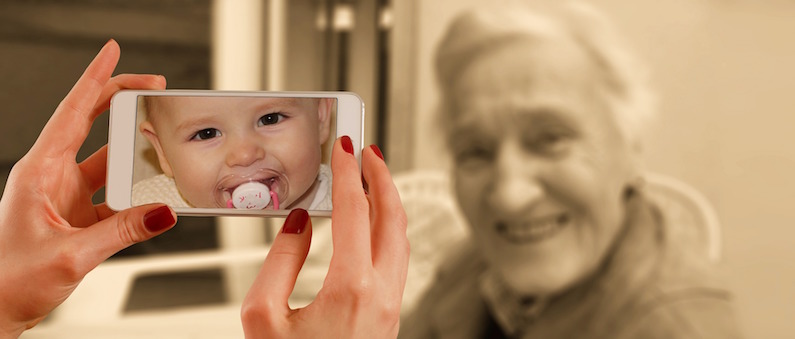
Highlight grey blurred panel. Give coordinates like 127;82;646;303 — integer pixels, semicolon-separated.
0;0;211;187
0;1;216;258
0;0;209;47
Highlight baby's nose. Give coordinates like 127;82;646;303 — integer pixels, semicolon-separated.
225;137;266;167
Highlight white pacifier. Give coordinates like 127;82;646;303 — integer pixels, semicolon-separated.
227;181;279;210
230;182;272;210
216;168;286;210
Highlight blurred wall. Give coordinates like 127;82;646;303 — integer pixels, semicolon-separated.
400;0;795;337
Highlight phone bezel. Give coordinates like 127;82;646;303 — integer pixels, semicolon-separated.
106;89;364;217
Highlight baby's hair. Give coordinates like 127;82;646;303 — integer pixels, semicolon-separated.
434;0;656;146
141;96;161;125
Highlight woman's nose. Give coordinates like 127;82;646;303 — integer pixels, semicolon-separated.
225;135;266;167
486;143;543;213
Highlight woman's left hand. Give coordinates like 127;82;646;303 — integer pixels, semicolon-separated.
0;40;177;338
241;140;409;338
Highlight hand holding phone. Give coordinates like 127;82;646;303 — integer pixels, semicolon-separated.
107;90;364;217
0;40;177;337
242;139;409;339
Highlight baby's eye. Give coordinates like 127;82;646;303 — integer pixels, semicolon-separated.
191;128;221;141
258;113;285;126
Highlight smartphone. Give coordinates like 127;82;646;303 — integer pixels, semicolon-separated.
106;90;364;217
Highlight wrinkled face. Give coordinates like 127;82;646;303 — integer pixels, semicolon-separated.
141;97;332;209
448;39;639;296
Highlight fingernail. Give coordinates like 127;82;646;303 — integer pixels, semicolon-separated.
370;144;384;161
282;208;309;234
144;205;175;232
341;135;354;155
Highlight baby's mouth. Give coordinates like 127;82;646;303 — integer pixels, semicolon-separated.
214;170;289;210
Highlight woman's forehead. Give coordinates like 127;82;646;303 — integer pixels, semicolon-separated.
451;41;610;114
451;96;579;132
455;39;600;93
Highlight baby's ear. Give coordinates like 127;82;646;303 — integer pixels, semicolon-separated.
139;121;174;178
317;98;333;144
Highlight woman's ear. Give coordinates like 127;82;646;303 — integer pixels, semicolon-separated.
317;98;333;145
624;135;646;185
139;121;174;178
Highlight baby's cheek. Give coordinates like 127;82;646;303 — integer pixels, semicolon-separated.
291;163;321;200
174;177;213;208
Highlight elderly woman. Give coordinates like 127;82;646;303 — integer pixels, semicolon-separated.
400;2;741;338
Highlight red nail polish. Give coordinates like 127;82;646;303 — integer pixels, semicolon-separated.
282;208;309;234
144;205;175;232
341;136;354;155
370;144;384;160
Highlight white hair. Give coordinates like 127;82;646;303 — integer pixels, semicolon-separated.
435;0;657;145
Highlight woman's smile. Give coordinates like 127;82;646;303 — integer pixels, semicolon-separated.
495;212;572;244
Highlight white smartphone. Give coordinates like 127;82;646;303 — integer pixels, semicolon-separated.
106;90;364;217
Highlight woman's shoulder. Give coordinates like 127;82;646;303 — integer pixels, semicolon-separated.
619;293;743;339
614;193;743;338
399;239;488;339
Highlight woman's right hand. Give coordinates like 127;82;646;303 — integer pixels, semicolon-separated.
241;138;409;338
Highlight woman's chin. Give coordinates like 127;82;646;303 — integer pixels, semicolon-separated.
495;256;587;297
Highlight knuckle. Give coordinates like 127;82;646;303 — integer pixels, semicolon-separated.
240;299;280;330
339;274;376;304
52;246;84;281
116;213;148;245
240;301;265;325
58;97;81;114
377;297;402;326
334;194;370;219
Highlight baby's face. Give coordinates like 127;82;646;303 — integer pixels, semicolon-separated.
141;96;332;209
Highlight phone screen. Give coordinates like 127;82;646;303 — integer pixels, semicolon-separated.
133;95;335;212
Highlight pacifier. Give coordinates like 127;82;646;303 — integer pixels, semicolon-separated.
214;168;288;210
227;181;280;210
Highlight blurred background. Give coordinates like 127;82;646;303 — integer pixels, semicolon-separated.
1;0;793;338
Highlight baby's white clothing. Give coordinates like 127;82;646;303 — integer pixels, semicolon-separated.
132;164;332;210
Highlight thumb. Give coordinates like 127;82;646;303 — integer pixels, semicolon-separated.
242;209;312;327
72;204;176;271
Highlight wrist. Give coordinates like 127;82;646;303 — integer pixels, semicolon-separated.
0;313;25;339
0;324;23;339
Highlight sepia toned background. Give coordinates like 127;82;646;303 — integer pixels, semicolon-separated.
1;0;793;338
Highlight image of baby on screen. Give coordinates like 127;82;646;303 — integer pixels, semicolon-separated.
131;95;334;211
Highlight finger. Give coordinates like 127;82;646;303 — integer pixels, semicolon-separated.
328;136;372;273
242;209;312;326
79;145;108;194
362;145;409;285
89;73;166;122
94;202;116;220
31;40;120;158
70;204;176;270
78;74;165;189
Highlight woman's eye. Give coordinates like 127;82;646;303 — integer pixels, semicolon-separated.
191;128;221;141
258;113;285;126
540;133;563;145
530;132;571;154
454;146;494;168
